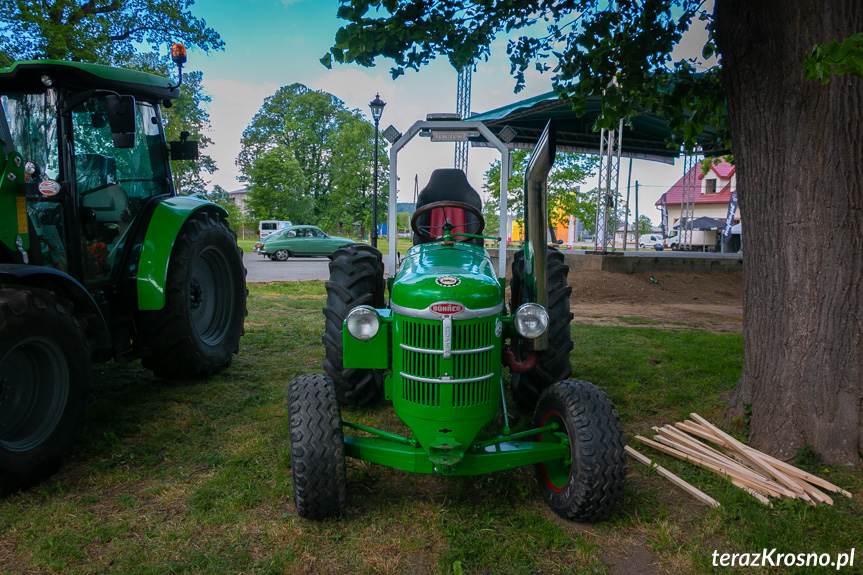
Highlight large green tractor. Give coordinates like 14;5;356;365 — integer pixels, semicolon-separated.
289;119;626;521
0;48;247;493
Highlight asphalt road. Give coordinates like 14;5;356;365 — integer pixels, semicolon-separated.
243;252;333;282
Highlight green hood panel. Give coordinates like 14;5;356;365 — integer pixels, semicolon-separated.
391;243;502;311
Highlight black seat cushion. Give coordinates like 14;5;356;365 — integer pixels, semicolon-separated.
413;168;484;246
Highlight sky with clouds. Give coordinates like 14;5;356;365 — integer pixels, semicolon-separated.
187;0;716;225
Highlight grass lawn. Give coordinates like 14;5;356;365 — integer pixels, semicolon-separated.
1;282;860;574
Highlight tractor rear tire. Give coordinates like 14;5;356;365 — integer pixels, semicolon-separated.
288;373;346;519
0;286;91;494
534;380;626;522
137;211;247;379
322;244;385;406
509;247;574;409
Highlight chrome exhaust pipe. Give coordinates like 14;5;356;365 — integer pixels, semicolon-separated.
523;120;556;351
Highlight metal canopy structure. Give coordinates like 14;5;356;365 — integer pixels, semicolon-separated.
466;91;727;253
467;91;727;163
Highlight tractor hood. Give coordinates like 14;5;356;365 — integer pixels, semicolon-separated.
391;242;503;313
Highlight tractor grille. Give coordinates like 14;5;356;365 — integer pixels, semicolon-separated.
398;315;497;408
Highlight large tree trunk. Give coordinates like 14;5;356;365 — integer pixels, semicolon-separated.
714;0;863;464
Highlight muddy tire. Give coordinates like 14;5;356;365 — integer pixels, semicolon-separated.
509;247;574;409
0;286;91;494
288;373;346;519
137;211;247;378
322;244;385;406
534;380;626;522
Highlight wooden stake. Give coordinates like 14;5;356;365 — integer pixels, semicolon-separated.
626;446;721;508
730;479;773;507
690;414;812;500
634;435;793;499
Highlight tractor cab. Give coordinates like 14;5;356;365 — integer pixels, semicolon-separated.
0;59;193;286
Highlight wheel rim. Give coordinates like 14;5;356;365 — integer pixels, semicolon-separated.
0;337;69;451
275;250;288;261
538;410;570;492
189;245;236;346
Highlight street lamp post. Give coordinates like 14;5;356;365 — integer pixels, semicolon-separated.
369;93;386;248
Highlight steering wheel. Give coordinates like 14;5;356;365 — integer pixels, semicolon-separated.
410;200;485;242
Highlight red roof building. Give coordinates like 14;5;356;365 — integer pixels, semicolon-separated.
656;159;739;227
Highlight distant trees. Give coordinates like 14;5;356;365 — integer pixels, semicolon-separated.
482;149;597;240
237;84;388;234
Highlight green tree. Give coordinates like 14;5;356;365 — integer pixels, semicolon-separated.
242;146;311;224
483;149;597;240
636;215;654;236
327;116;389;237
238;83;388;229
208;185;241;228
0;0;223;64
325;1;863;464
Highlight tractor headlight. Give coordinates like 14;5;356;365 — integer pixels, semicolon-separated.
514;303;549;339
346;306;380;341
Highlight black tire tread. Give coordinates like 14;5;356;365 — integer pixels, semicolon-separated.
509;248;574;408
322;244;385;406
288;373;346;519
0;286;91;494
137;210;247;379
534;379;626;522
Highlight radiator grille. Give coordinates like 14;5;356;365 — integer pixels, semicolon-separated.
398;315;497;408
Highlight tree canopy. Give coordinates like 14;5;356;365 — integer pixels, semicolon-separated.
237;84;389;235
0;0;223;64
323;0;728;151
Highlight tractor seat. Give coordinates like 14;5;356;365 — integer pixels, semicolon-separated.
412;168;484;246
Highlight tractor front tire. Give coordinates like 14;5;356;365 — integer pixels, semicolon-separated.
534;380;626;522
137;211;247;379
509;248;574;409
322;244;385;406
288;373;346;519
0;286;91;494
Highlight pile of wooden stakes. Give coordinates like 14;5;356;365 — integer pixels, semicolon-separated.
626;413;853;508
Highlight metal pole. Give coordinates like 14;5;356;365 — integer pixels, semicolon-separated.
623;157;632;250
372;118;379;248
635;181;639;250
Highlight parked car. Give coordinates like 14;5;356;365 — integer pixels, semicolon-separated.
253;231;279;256
638;233;663;248
261;225;354;261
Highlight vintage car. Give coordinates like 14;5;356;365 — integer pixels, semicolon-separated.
261;225;354;261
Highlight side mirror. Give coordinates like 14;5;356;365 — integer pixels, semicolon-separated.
556;239;564;244
105;94;136;148
170;130;199;160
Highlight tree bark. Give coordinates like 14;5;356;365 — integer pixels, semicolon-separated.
714;0;863;464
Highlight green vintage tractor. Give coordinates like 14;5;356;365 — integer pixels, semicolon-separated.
0;48;247;493
289;118;626;521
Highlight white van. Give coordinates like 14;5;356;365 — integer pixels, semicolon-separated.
258;220;292;238
638;233;663;248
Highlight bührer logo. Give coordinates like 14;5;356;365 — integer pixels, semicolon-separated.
431;302;464;315
435;276;461;287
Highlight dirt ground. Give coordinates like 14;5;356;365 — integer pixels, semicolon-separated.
566;270;744;334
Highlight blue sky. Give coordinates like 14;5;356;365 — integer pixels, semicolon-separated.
186;0;716;224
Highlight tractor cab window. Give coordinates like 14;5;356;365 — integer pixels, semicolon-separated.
72;97;170;284
1;91;67;271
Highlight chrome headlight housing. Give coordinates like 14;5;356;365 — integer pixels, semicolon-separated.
514;303;549;339
345;306;380;341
